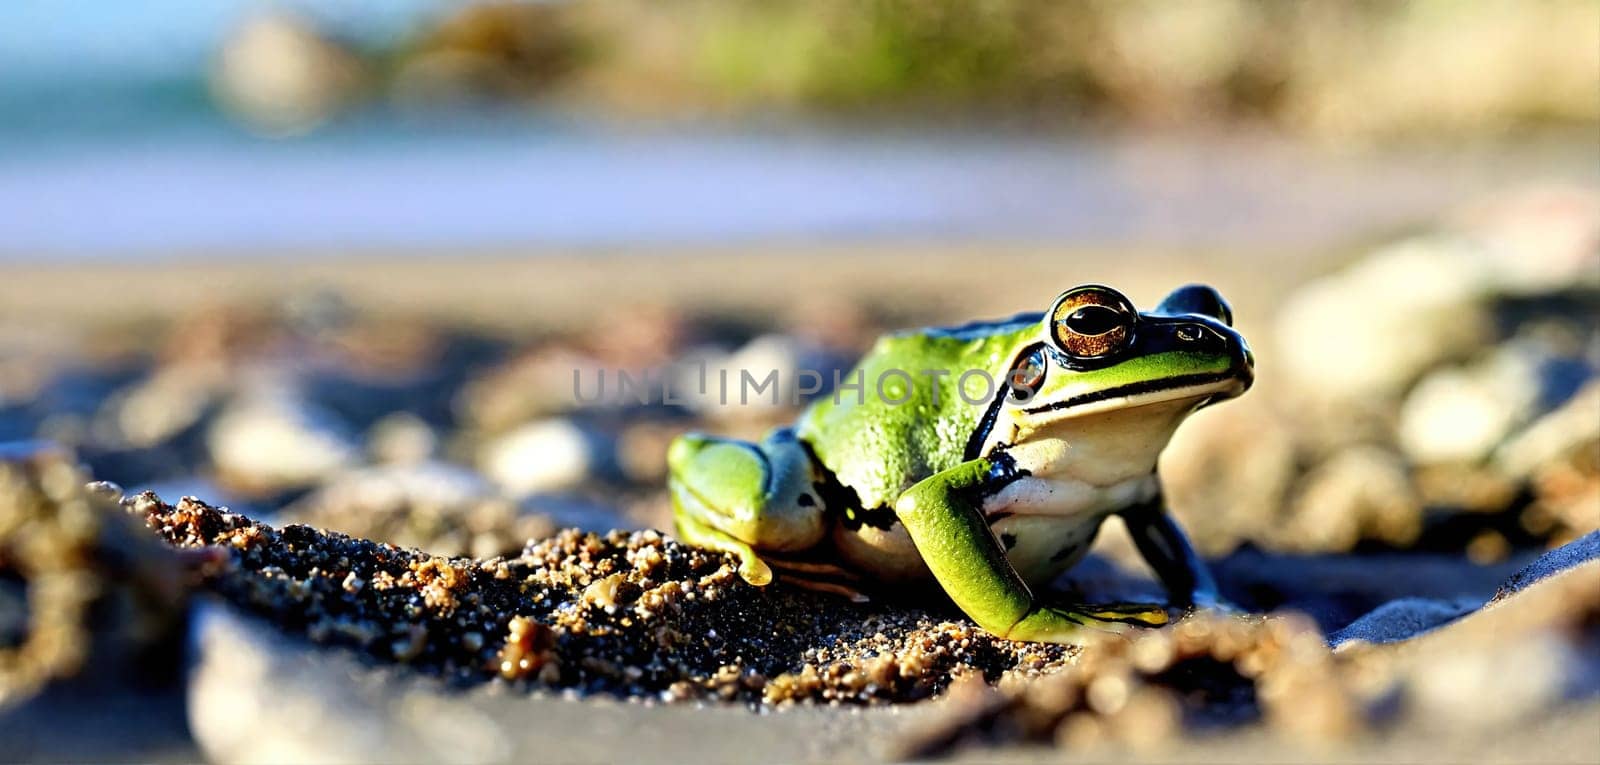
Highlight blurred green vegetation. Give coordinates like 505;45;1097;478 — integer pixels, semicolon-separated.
219;0;1600;140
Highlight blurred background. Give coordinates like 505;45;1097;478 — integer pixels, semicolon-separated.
1;0;1596;258
0;1;1597;761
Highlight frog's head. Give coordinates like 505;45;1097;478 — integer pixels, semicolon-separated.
986;284;1252;476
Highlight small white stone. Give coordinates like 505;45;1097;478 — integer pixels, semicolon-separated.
1275;236;1494;400
480;419;595;496
207;390;359;491
1398;348;1541;464
1494;381;1600;479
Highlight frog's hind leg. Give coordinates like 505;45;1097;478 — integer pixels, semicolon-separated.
668;428;828;587
894;456;1170;644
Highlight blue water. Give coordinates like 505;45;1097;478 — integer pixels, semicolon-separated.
7;110;1593;262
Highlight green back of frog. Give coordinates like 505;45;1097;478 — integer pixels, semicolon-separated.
797;314;1040;510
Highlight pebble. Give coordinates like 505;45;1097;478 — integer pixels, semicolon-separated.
1398;347;1542;465
366;411;440;465
1288;446;1422;552
1275;236;1495;401
211;10;367;135
671;335;811;420
479;418;604;496
101;365;226;449
206;390;359;492
1494;380;1600;480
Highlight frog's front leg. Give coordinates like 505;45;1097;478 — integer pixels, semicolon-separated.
894;456;1168;644
1120;494;1227;610
668;427;827;586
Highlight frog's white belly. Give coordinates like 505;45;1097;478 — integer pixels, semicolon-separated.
987;513;1103;586
983;474;1156;586
832;473;1156;589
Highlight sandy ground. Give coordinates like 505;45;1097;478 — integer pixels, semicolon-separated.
181;600;1600;765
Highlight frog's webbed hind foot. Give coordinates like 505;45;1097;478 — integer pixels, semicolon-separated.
1007;601;1168;642
1069;602;1170;628
668;428;827;588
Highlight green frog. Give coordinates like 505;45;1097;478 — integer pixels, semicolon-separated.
668;284;1252;643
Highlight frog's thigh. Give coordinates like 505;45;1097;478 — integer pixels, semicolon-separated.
668;430;827;564
832;522;931;583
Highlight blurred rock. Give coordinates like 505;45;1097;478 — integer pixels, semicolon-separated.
211;11;368;135
187;602;407;764
391;2;580;110
1286;446;1421;552
1495;380;1600;482
1398;347;1542;465
674;334;813;422
366;412;440;465
158;305;281;368
479;418;608;497
0;330;81;413
185;601;915;765
1409;463;1519;520
207;390;359;493
781;294;883;356
1265;189;1598;556
1278;188;1598;411
280;289;356;340
1276;236;1494;403
458;347;603;433
1504;383;1600;546
615;421;683;485
97;364;228;450
1405;635;1569;731
1348;547;1600;732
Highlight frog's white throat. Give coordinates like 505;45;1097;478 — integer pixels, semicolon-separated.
988;379;1236;487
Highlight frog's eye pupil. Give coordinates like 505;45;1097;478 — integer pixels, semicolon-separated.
1064;305;1122;336
1049;291;1135;360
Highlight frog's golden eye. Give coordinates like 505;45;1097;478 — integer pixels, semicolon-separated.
1049;286;1135;359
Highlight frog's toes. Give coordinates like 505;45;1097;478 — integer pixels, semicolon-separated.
735;553;775;587
1079;602;1170;628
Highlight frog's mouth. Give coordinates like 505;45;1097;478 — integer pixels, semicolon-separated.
1022;371;1248;418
